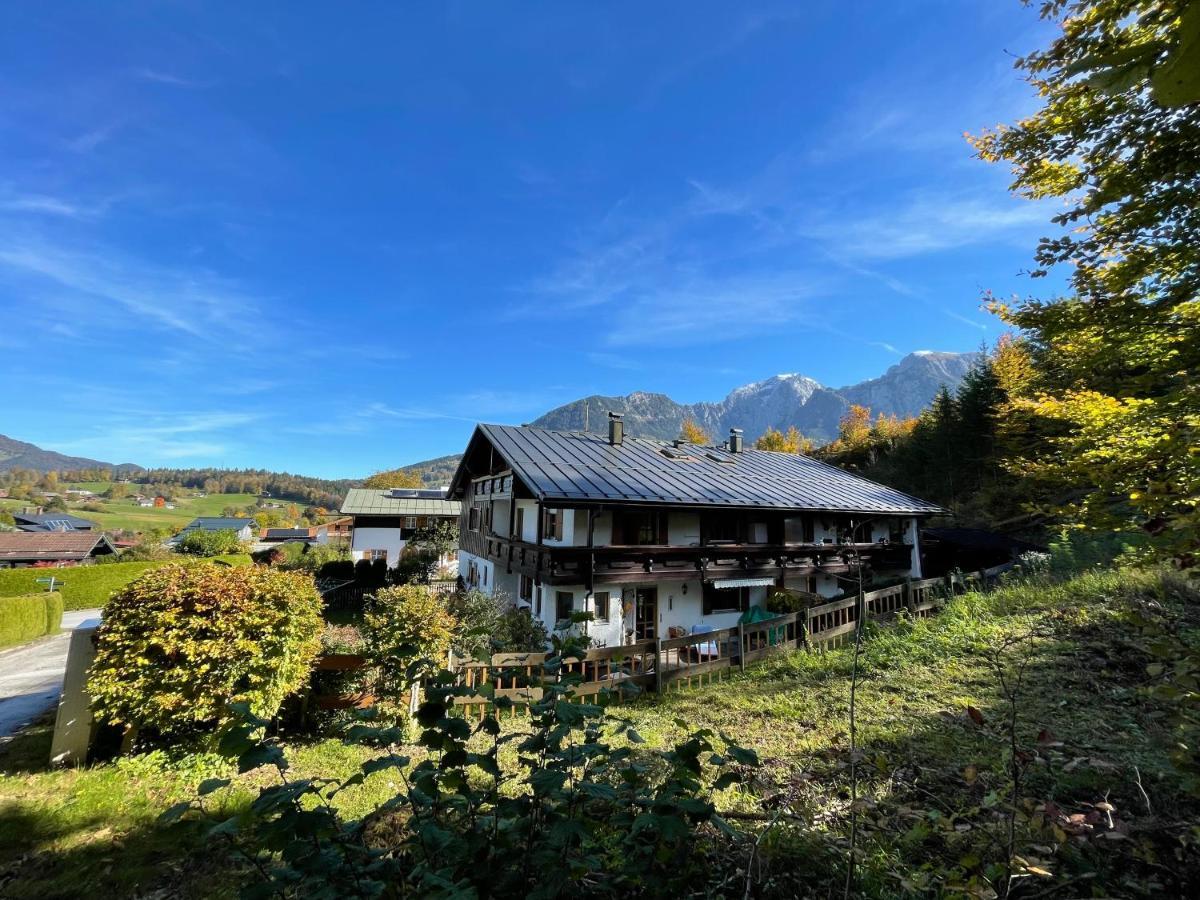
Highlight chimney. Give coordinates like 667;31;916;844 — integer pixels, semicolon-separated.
608;411;624;446
729;428;744;453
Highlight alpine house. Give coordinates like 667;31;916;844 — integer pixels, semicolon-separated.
447;414;942;648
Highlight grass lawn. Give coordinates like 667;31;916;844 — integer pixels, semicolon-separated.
1;567;1197;897
71;491;265;533
0;556;252;611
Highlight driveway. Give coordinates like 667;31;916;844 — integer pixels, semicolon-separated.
0;609;101;739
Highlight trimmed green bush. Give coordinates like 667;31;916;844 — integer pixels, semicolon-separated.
88;563;323;745
175;529;245;557
0;556;253;611
0;592;63;649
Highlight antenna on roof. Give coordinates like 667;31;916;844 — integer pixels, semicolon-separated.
584;401;589;433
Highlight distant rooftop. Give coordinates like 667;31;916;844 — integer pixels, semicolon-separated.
180;517;256;532
12;511;99;532
340;488;461;517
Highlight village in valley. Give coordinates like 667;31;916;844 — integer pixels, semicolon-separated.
1;1;1197;897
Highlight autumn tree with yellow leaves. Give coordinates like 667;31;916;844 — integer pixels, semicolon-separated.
679;418;711;445
971;0;1200;564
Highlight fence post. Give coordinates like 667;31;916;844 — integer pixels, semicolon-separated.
408;681;421;716
654;639;663;695
737;622;746;673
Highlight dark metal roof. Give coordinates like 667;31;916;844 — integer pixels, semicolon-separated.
13;512;99;532
451;424;943;515
182;517;256;531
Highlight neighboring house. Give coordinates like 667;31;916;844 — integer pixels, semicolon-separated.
170;517;257;544
0;532;117;568
318;516;352;543
340;488;461;568
12;511;100;532
448;415;941;647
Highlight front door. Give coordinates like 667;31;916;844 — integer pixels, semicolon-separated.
634;587;657;640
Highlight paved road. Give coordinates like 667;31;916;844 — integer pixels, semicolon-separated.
0;609;101;739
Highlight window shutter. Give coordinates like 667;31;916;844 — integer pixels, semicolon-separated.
555;511;564;541
702;582;715;616
657;513;667;545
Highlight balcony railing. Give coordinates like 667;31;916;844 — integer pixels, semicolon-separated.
461;530;913;584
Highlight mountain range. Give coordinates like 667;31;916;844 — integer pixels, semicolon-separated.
0;351;980;479
0;434;141;474
530;350;981;444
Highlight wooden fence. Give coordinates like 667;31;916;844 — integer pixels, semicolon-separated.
444;568;1005;715
315;567;1004;718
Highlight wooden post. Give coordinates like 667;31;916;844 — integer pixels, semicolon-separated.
654;638;663;695
737;622;746;672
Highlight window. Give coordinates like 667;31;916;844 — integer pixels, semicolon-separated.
592;590;611;623
705;515;740;543
613;510;662;545
404;516;417;529
888;519;908;543
535;588;542;617
468;505;480;531
543;507;564;541
366;549;387;562
702;582;751;615
515;506;525;541
555;591;574;624
483;565;488;586
519;573;534;603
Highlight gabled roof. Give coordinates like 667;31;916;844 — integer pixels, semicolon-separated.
13;512;99;532
448;423;943;515
340;488;461;517
0;532;116;561
181;517;256;532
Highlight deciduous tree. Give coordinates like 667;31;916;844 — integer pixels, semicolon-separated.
679;418;710;444
971;0;1200;563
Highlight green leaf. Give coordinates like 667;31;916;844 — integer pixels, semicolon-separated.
198;777;231;796
158;801;193;824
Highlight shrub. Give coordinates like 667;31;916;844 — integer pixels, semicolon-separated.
766;589;809;614
172;658;759;898
88;563;323;745
0;592;63;649
175;528;245;557
390;550;437;585
446;587;505;657
364;584;457;698
496;604;550;651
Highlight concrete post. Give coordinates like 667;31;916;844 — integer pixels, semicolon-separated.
50;616;101;767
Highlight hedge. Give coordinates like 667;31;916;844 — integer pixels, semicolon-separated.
88;564;323;744
0;592;64;650
0;555;252;611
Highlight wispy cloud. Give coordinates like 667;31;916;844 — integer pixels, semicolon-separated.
0;194;83;218
48;412;260;461
134;68;213;89
0;238;262;340
604;272;822;348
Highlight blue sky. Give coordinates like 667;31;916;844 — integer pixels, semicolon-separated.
0;2;1062;478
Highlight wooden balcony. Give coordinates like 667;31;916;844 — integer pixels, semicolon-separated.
461;529;913;586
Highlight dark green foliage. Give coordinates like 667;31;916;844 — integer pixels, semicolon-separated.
819;354;1031;531
172;636;759;898
0;592;63;649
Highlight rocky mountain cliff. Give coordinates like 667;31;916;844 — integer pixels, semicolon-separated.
531;351;981;443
